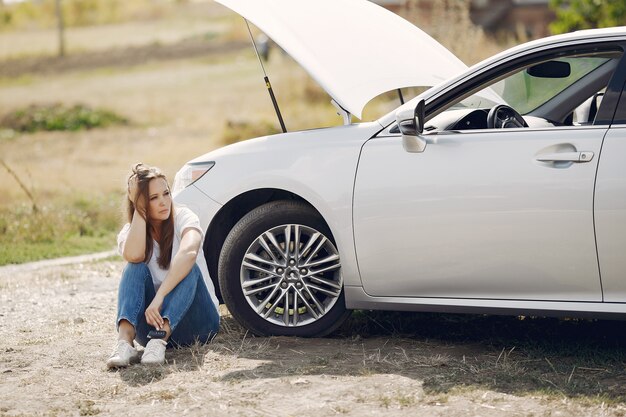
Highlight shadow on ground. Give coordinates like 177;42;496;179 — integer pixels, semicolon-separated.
116;342;208;386
207;311;626;403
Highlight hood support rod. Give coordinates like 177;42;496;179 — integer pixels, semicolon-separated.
245;19;287;133
397;88;405;105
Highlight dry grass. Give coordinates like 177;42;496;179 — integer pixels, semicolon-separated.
204;309;626;405
0;0;511;211
338;310;626;403
0;6;352;264
403;0;516;65
0;51;340;207
0;1;231;59
0;40;401;209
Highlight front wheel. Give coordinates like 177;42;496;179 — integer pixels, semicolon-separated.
218;200;351;337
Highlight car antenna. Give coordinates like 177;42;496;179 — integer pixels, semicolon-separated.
244;18;287;133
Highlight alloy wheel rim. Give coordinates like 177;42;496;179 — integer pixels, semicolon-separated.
240;224;342;327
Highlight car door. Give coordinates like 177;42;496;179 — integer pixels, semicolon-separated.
353;46;625;302
595;72;626;302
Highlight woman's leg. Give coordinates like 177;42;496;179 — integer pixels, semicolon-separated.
160;264;220;347
116;262;154;346
108;262;156;368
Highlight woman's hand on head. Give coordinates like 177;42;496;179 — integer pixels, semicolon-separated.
128;175;146;218
145;294;165;330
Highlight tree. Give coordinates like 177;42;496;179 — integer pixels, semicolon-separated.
549;0;626;34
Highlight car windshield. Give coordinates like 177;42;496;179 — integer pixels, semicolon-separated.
450;55;614;114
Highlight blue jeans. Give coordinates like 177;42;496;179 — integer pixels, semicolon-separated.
116;262;219;348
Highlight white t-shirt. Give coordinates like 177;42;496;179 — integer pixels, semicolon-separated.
117;206;219;311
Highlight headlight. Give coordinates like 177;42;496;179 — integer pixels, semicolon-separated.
172;161;215;195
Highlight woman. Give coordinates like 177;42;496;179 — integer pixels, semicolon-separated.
107;163;219;368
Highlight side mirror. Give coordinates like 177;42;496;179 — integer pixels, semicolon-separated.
396;99;426;153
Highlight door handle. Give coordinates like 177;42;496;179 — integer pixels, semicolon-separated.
536;151;594;163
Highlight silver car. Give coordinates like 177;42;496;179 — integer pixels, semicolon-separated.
172;1;626;336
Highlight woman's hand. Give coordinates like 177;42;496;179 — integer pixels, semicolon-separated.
128;175;146;218
145;294;165;330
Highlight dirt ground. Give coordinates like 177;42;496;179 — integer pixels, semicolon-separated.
1;258;626;417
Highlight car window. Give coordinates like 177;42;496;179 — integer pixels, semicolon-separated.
492;56;611;114
441;50;623;129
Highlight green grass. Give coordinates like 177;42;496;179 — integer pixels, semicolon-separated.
0;194;123;265
0;232;117;265
1;103;128;133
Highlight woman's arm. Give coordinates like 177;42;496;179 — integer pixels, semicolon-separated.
144;228;202;330
122;211;147;262
122;176;147;263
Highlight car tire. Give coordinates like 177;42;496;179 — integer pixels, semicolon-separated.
218;200;351;337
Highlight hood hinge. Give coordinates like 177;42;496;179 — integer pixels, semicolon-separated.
331;99;352;125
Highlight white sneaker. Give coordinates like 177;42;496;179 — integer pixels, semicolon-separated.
141;339;167;365
106;340;140;368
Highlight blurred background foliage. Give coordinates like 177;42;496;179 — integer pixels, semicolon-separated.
2;0;625;37
0;0;175;30
549;0;626;34
0;0;623;265
2;103;127;132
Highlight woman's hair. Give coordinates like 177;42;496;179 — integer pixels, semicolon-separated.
126;163;175;269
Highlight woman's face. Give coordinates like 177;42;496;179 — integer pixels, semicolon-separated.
147;177;172;223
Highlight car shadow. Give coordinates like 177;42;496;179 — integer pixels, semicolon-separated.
209;311;626;403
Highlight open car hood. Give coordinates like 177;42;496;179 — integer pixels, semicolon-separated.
215;0;468;119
